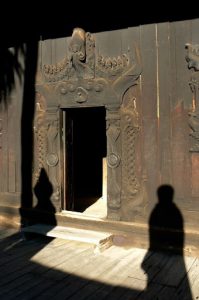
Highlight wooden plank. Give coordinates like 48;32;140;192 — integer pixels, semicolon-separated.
41;38;52;65
140;23;158;212
95;29;122;58
55;37;68;63
157;22;172;184
0;114;2;192
1;107;8;192
8;102;16;192
191;18;199;44
191;154;199;196
177;257;199;299
171;20;191;202
22;224;113;252
152;254;195;287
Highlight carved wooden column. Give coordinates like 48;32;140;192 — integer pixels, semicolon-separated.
106;107;122;220
33;92;61;211
45;107;60;209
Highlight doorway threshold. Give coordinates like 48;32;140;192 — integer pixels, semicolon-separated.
62;196;107;220
61;208;107;221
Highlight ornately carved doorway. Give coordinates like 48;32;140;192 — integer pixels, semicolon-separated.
35;27;144;222
63;106;107;217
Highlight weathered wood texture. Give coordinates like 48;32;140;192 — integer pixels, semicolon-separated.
0;73;23;195
1;19;199;231
0;227;198;300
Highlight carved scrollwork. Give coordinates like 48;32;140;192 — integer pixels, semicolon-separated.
97;53;130;77
43;28;95;82
120;94;147;220
106;109;121;219
185;43;199;152
33;93;47;185
121;96;140;194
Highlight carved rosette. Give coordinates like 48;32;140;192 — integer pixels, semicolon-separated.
185;44;199;152
106;109;122;220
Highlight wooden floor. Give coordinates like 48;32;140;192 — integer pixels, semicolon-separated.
0;227;198;299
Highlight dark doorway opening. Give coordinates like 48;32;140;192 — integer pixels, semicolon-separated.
64;107;107;215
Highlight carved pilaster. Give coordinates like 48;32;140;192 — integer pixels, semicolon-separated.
120;94;147;220
45;108;60;204
185;44;199;152
106;107;122;220
33;93;47;186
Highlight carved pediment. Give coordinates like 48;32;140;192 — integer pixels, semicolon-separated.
42;28;140;83
43;28;95;82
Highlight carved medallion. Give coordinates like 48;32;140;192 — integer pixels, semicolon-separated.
107;153;120;168
46;153;59;167
74;87;88;103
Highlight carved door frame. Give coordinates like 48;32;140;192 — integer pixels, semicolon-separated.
34;28;143;221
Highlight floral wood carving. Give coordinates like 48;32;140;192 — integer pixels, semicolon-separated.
43;28;95;82
186;44;199;152
121;96;146;221
42;28;140;84
33;93;47;185
121;96;140;195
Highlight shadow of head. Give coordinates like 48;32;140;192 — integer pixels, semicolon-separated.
157;184;174;206
34;168;55;213
150;184;184;253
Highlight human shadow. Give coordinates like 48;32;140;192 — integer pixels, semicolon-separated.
33;168;57;226
20;167;57;241
141;185;193;299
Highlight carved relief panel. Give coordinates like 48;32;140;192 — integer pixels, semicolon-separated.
33;93;60;209
36;27;142;220
186;44;199;152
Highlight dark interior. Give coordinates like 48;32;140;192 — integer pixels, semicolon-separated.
64;107;106;212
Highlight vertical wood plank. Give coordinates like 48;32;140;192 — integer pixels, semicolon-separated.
15;69;23;193
95;30;122;59
171;20;191;202
1;106;8;192
157;22;172;185
41;39;52;66
190;19;199;199
55;37;68;63
8;101;16;192
0;112;2;192
140;23;158;213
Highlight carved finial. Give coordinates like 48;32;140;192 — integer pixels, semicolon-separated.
69;28;86;61
185;43;199;71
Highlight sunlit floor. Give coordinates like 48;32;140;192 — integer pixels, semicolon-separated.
0;226;198;299
82;196;107;218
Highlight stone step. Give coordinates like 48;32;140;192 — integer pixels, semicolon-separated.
22;224;113;253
